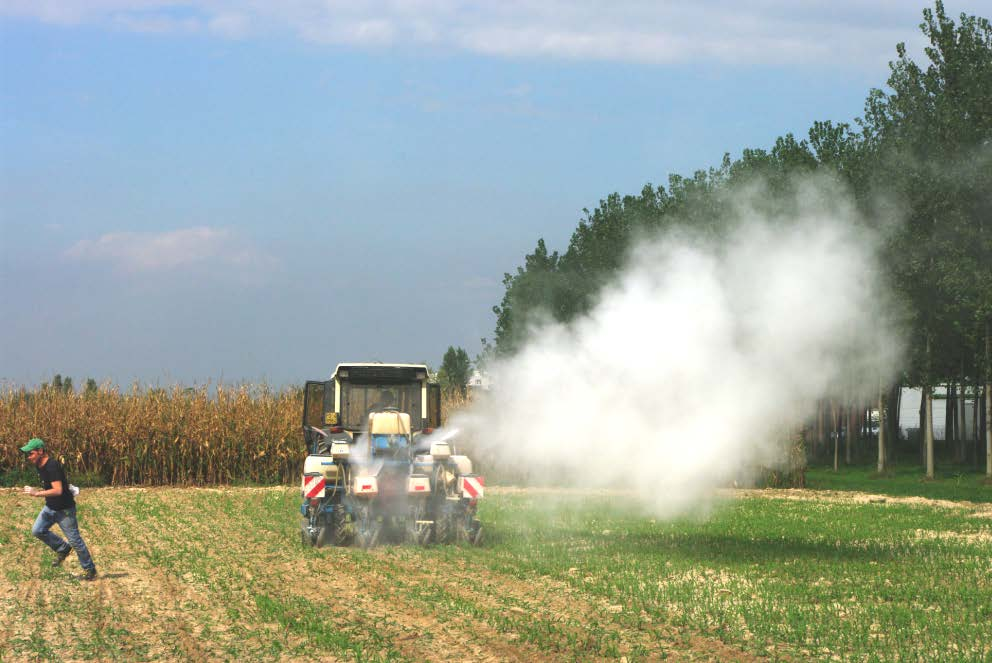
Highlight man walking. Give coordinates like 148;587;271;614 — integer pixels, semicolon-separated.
21;438;97;580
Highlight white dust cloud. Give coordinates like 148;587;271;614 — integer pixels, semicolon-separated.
456;178;902;518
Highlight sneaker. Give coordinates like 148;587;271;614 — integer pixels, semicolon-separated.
52;546;73;567
82;568;97;581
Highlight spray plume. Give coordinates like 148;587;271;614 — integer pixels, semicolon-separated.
457;177;903;518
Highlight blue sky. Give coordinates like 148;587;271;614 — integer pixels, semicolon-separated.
0;1;982;387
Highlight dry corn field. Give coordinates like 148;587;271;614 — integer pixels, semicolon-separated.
0;386;473;487
0;385;304;485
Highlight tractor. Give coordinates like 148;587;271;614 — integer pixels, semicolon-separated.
300;362;483;548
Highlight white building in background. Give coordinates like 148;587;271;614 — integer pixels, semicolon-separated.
897;386;979;441
467;369;491;390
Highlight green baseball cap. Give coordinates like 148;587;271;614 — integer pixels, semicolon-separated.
20;438;45;453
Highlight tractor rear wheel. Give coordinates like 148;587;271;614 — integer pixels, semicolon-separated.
434;501;455;544
315;519;330;548
431;464;456;544
331;503;350;546
454;509;476;545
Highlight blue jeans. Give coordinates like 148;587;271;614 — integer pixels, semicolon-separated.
32;505;96;572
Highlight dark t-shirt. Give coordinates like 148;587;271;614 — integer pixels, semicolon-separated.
37;456;75;510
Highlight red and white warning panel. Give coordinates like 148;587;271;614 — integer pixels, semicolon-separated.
303;474;326;499
459;475;484;499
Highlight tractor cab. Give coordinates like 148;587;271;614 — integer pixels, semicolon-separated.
302;363;442;454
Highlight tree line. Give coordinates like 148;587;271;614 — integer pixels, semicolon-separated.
487;2;992;477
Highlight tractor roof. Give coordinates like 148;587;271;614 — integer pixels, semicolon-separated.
334;362;428;371
332;362;429;383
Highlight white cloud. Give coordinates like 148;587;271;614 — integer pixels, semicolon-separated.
112;12;199;35
0;0;971;67
0;0;163;26
298;18;397;46
207;11;250;39
64;226;277;275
